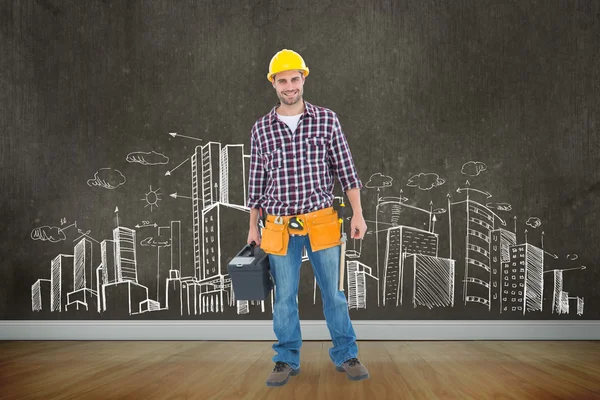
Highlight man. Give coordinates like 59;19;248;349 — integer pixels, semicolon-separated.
246;49;369;387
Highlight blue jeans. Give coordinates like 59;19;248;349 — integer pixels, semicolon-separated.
268;234;358;369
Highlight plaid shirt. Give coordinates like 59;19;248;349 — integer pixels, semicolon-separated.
247;101;362;216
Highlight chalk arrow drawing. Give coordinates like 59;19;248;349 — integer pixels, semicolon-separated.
165;157;190;176
170;192;200;200
169;132;203;142
456;186;492;198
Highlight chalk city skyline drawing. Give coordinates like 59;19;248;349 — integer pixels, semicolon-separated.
30;135;587;318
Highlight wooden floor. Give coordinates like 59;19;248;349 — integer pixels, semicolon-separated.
1;341;600;399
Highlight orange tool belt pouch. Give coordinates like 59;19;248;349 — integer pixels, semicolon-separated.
260;217;290;256
307;209;342;252
260;207;341;256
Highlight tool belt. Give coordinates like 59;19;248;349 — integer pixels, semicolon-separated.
260;207;341;256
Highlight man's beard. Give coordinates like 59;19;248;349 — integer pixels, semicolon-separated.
277;89;302;105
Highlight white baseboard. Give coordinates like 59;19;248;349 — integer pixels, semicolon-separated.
1;320;599;340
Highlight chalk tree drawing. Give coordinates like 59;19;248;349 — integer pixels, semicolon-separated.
87;168;126;189
126;151;169;165
32;150;588;318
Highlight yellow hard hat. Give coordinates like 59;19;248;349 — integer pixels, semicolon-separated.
267;49;310;82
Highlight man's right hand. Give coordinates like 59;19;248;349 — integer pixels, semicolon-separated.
247;226;261;246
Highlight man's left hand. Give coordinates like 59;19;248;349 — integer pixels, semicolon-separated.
350;213;367;240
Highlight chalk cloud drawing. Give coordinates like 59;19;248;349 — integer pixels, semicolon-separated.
87;168;126;189
407;172;445;190
31;226;67;243
526;217;542;229
140;237;171;248
461;161;487;176
365;173;393;189
487;202;512;211
126;151;169;166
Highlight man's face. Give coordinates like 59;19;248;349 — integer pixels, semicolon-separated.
272;70;305;106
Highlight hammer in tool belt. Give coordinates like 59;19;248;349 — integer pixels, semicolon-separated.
338;201;347;291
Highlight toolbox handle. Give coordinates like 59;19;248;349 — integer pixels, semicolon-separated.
236;241;256;257
249;241;256;256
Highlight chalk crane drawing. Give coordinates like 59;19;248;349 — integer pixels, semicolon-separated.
31;144;588;318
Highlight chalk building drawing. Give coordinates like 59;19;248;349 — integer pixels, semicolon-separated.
448;186;507;310
490;228;517;311
31;148;588;318
379;225;439;307
346;260;378;310
545;266;586;316
50;254;74;312
404;254;455;309
68;238;97;311
31;279;51;311
501;244;544;315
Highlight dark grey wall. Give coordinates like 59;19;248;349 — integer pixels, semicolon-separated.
2;0;599;320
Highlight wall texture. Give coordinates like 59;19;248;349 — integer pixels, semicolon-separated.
2;0;599;323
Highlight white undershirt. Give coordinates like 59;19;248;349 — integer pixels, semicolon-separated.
278;113;302;134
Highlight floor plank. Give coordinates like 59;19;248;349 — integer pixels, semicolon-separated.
479;341;600;396
385;341;468;399
1;340;599;399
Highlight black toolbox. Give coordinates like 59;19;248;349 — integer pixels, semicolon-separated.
227;242;273;301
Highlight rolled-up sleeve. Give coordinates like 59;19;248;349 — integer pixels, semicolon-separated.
328;114;363;192
246;126;266;209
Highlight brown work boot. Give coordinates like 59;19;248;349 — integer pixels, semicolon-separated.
266;361;300;387
336;358;370;381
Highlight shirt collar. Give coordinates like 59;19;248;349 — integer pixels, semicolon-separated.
269;100;316;124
